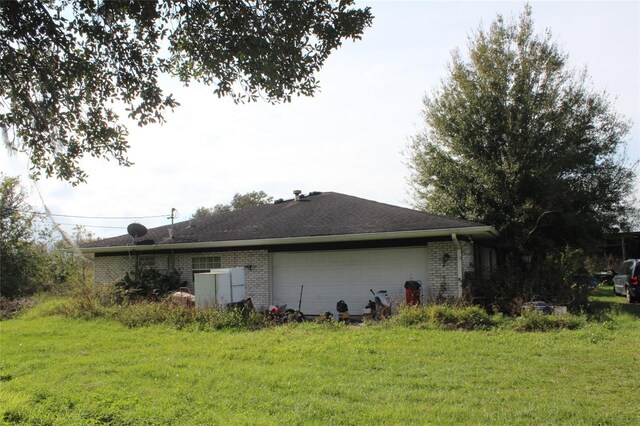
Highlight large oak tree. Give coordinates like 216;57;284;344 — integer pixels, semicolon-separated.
407;6;636;256
1;0;373;184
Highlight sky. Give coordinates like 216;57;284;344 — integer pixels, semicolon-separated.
2;0;639;239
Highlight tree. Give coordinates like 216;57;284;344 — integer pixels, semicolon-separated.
192;190;273;219
0;174;50;298
48;225;96;291
407;6;636;258
0;1;373;184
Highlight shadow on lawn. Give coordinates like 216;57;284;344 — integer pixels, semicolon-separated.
589;286;640;319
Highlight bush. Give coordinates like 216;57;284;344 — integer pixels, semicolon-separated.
115;268;182;301
466;246;595;313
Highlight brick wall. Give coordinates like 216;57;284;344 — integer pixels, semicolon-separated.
93;250;271;309
92;241;474;308
426;240;474;299
93;254;135;285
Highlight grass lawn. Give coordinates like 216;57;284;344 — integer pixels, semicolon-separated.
1;287;639;425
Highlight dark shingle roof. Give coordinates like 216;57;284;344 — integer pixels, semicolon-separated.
83;192;488;249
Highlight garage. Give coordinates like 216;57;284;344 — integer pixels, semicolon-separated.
271;246;429;315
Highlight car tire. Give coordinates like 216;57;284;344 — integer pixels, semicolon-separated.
626;287;636;304
613;286;619;296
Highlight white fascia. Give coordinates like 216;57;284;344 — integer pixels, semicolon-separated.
82;226;498;254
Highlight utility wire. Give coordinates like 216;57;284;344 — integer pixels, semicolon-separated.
54;222;127;230
16;209;166;220
32;216;125;229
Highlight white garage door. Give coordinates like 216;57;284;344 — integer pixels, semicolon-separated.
271;247;429;315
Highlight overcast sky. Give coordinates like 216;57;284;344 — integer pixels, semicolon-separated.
2;0;639;238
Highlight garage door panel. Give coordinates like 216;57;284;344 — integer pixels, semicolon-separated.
272;247;428;315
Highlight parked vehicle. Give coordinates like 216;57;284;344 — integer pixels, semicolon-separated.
522;300;554;314
594;269;615;286
612;259;640;303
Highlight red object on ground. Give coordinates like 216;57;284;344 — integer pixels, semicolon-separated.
405;288;421;306
404;280;422;305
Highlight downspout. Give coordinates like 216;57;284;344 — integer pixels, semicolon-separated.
451;234;463;298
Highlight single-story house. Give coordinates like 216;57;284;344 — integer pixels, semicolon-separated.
81;191;498;315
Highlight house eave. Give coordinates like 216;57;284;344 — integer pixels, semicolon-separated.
81;226;498;254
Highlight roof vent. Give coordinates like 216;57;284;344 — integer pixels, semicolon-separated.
293;189;302;201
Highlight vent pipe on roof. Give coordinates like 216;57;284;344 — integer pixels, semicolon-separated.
293;189;302;201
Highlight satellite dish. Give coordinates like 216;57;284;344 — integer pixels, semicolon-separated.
127;223;148;239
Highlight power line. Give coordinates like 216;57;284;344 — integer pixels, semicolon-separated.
54;222;127;230
18;209;167;220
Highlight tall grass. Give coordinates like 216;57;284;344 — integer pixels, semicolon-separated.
1;306;638;425
23;282;619;334
390;303;585;331
48;283;266;331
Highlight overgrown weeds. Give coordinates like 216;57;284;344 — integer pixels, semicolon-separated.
15;281;602;333
48;283;266;331
114;301;266;331
390;302;586;331
510;309;586;331
391;303;495;330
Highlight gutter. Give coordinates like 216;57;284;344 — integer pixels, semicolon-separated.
451;233;463;298
81;226;498;255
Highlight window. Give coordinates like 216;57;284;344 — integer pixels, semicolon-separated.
192;256;221;282
192;256;221;270
617;260;633;275
138;255;155;269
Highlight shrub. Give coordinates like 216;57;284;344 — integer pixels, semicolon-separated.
115;268;182;301
466;246;595;313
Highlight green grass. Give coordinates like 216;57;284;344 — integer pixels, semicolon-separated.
1;287;639;425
